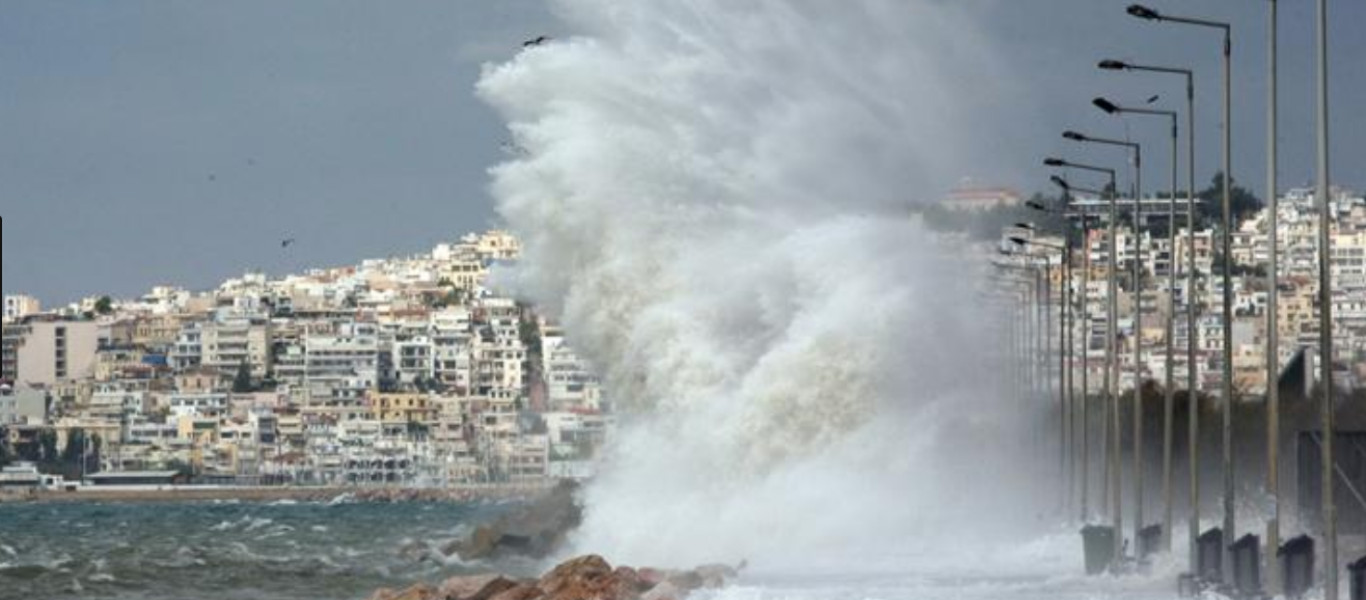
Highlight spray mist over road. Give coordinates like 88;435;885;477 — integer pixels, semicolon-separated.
478;0;1069;573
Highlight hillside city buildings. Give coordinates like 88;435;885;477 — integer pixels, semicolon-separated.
1003;186;1366;399
1;231;610;485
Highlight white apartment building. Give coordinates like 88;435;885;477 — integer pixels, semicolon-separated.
542;334;602;411
3;295;41;323
201;316;271;377
1;319;99;386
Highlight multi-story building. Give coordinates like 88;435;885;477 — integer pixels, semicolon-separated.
201;316;271;377
0;386;47;426
1;319;99;386
3;295;41;323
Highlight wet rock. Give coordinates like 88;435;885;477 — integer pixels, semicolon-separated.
440;574;520;600
635;568;668;588
366;554;738;600
447;481;581;561
389;583;440;600
536;554;614;599
611;566;652;595
487;583;545;600
639;581;681;600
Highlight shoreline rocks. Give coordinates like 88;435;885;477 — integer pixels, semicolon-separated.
367;554;742;600
443;481;582;561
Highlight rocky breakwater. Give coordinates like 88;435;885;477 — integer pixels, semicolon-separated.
367;555;742;600
441;481;582;561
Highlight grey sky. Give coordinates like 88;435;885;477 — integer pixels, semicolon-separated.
2;1;1362;306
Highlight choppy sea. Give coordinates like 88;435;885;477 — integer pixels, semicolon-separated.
0;499;1213;600
0;497;532;600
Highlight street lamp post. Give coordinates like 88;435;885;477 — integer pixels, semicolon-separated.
1047;157;1120;563
1032;191;1091;521
1126;5;1236;582
1315;0;1337;597
1264;1;1282;594
1095;96;1180;555
1062;132;1145;552
1052;177;1100;522
1014;231;1072;513
1098;55;1200;570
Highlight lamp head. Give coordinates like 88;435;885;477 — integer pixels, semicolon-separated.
1008;236;1029;246
1062;131;1087;142
1092;97;1120;114
1025;200;1048;211
1014;222;1035;231
1098;59;1129;71
1043;158;1066;167
1127;4;1161;20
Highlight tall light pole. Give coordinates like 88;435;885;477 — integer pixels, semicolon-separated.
1126;5;1235;583
1265;1;1282;594
1014;230;1072;512
1047;157;1120;562
1034;190;1090;521
1052;176;1102;522
1098;55;1200;571
1315;0;1336;597
1062;131;1144;552
1095;96;1179;555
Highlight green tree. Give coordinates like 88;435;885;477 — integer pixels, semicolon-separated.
61;429;86;464
38;428;58;464
0;426;10;468
1196;172;1262;230
166;459;195;478
94;296;114;315
232;361;254;393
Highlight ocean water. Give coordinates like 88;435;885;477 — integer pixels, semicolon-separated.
0;498;531;600
0;499;1217;600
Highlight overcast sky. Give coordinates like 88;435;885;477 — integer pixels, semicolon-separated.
3;1;1363;306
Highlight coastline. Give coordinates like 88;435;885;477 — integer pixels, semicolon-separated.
0;482;555;505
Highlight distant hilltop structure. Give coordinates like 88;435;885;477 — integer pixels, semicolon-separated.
3;295;41;324
939;180;1023;213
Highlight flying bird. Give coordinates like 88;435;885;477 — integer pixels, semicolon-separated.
1146;94;1160;104
281;238;295;248
522;35;550;48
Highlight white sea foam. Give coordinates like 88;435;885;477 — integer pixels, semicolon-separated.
478;0;1056;572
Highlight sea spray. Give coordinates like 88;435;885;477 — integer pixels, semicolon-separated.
478;0;1059;568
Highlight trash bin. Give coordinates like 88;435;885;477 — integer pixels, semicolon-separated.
1137;524;1163;559
1279;535;1314;600
1230;533;1260;596
1349;554;1366;600
1081;525;1116;575
1197;528;1224;582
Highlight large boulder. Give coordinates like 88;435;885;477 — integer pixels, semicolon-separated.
447;481;581;561
439;574;520;600
369;583;440;600
487;583;545;600
365;554;742;600
533;554;653;600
